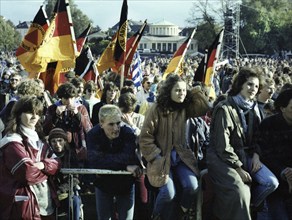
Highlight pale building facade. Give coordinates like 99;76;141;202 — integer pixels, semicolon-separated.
138;20;198;54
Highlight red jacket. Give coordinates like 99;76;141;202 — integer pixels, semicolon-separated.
0;133;60;220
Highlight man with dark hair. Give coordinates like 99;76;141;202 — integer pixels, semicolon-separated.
43;82;92;164
0;72;22;111
257;89;292;219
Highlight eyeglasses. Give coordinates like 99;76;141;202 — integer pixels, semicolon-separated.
10;78;19;82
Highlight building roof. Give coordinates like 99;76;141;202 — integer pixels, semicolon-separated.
141;35;187;42
151;20;177;26
111;19;149;33
16;21;31;29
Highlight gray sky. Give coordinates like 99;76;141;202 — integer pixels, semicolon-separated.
0;0;203;30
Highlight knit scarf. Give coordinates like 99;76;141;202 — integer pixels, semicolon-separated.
232;94;255;133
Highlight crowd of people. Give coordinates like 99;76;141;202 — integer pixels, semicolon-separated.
0;50;291;220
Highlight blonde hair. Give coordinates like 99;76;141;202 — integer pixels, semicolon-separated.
99;104;122;123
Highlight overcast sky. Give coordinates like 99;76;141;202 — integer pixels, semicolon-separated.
0;0;206;30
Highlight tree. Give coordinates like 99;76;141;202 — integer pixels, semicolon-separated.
240;0;292;54
45;0;93;37
186;0;222;52
0;16;21;51
187;0;292;55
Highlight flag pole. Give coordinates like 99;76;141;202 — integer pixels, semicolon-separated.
115;0;128;90
209;29;224;85
124;20;147;77
173;28;196;75
202;49;208;83
65;0;77;57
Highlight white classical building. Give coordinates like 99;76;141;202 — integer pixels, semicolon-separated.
138;20;198;54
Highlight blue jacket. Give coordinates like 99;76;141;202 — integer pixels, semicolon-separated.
86;124;139;194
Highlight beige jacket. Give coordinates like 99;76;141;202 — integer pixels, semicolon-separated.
139;103;200;177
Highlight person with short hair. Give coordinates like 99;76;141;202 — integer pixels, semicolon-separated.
43;82;92;163
0;96;60;220
64;70;76;82
257;89;292;219
71;77;90;114
257;77;275;119
136;76;152;107
0;72;22;111
87;104;142;220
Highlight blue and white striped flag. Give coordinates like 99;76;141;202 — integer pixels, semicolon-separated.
131;51;143;88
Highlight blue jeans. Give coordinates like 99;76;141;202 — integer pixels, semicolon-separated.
153;161;198;219
247;157;279;207
72;194;82;220
95;185;135;220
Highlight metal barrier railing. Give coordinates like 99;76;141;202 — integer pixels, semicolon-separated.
59;168;132;220
60;168;132;175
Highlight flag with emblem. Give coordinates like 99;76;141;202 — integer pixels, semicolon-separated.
16;6;49;75
32;0;77;73
114;0;128;68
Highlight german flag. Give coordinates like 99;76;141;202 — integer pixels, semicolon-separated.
194;29;224;86
163;29;196;79
39;61;63;95
59;23;92;72
204;29;224;86
16;6;49;75
33;0;77;72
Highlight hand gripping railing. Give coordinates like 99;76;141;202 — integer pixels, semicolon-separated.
59;168;132;220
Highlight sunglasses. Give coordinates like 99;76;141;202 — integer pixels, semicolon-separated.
87;89;95;93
